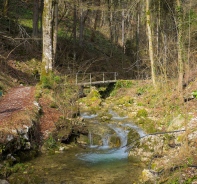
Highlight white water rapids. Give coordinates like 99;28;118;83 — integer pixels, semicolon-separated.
78;111;146;163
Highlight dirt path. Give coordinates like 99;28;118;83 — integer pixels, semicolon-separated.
0;86;60;139
0;86;35;124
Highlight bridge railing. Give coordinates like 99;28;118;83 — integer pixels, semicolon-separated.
76;72;118;85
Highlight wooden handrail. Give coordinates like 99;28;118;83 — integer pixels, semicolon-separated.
76;72;117;85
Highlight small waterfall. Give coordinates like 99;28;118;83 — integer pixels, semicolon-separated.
101;135;110;149
108;124;128;147
81;112;97;119
109;109;128;120
78;123;129;163
124;123;146;137
88;131;93;147
78;110;145;163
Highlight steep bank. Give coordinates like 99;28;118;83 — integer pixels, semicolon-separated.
0;86;41;181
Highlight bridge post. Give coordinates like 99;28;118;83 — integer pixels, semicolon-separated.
114;72;117;80
103;72;104;83
90;73;92;85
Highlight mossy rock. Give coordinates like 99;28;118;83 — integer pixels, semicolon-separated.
57;128;72;141
88;87;101;98
115;80;133;89
115;96;134;106
135;117;157;134
55;119;72;130
109;135;121;148
16;150;39;162
127;129;140;145
98;112;112;121
88;133;102;146
77;134;89;145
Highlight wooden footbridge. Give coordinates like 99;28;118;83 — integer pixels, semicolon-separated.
76;72;118;86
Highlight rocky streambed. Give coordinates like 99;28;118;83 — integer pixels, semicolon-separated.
5;110;146;184
1;85;197;183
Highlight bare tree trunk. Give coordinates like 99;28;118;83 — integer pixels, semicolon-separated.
136;2;140;79
91;0;101;42
79;0;90;46
146;0;156;87
42;0;54;72
162;32;167;81
73;0;77;62
176;0;184;92
33;0;39;37
122;8;125;52
79;0;84;46
108;0;113;41
108;0;113;56
156;0;161;56
3;0;9;17
53;0;58;62
40;0;44;34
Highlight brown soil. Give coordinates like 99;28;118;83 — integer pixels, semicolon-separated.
38;96;61;139
0;86;61;139
0;86;35;125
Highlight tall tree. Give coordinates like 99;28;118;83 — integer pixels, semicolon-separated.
53;0;58;61
32;0;39;37
42;0;58;72
176;0;184;92
3;0;9;17
90;0;101;42
146;0;156;87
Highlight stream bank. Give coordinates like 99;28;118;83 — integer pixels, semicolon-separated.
76;82;197;183
7;111;145;184
1;79;197;183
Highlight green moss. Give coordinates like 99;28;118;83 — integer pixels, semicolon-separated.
115;80;133;89
115;96;134;106
127;129;140;145
79;87;102;110
134;116;157;133
44;134;58;150
88;87;101;98
110;135;121;147
192;91;197;98
136;109;148;118
40;75;52;89
89;134;102;145
98;112;112;121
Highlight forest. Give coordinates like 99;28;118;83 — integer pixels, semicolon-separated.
1;0;197;86
1;0;197;183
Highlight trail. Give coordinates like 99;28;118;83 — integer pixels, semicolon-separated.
0;86;35;124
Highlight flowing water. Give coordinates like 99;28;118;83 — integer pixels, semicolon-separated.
78;111;145;164
9;111;145;184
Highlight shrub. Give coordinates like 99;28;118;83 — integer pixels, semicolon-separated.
44;134;58;150
88;87;101;98
192;91;197;98
115;80;133;89
40;72;62;89
40;75;52;89
54;75;61;83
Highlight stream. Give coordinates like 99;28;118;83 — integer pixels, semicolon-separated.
9;111;145;184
